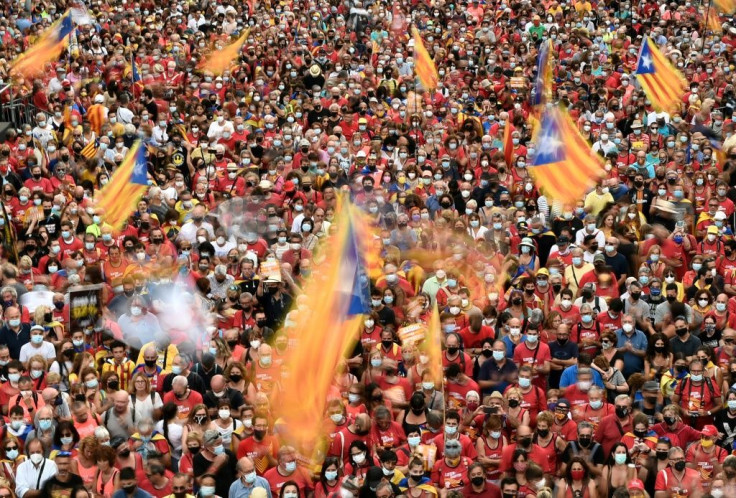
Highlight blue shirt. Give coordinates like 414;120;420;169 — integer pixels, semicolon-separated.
616;328;648;376
228;476;272;498
559;364;604;389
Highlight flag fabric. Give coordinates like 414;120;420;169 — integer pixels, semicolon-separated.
503;124;514;166
529;107;605;204
707;10;722;33
131;54;141;83
198;29;249;76
79;141;97;159
275;202;369;452
714;0;736;14
531;39;553;106
11;12;74;79
411;27;439;91
422;303;443;386
95;141;148;229
635;37;687;112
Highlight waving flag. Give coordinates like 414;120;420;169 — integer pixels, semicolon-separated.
529;108;605;204
275;201;369;453
714;0;736;14
412;27;439;91
503;123;514;166
635;37;687;112
95;141;148;229
198;29;249;76
707;10;723;33
11;12;74;79
531;39;553;107
422;303;443;385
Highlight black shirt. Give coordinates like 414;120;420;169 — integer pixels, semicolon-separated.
193;450;237;498
39;473;84;498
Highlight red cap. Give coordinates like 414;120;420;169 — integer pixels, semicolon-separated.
702;424;718;437
627;479;645;491
283;180;295;193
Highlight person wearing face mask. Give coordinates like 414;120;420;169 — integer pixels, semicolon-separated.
397;457;436;496
477;340;519;396
671;357;721;429
118;299;163;348
430;439;472;492
715;390;736;452
653;446;703;498
615;313;648;378
560;421;605;477
193;430;238;498
684;423;727;489
498;424;545;474
512;323;551;391
15;437;57;498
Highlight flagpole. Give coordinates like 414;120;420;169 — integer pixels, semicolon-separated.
703;0;715;59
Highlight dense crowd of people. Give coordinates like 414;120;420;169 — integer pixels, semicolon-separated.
0;0;736;497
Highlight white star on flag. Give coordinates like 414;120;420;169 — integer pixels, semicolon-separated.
641;54;652;70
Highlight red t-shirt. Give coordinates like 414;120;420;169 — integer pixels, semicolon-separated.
654;467;702;496
236;435;280;474
263;466;314;498
431;457;473;491
513;342;551;389
458;326;495;349
370;421;406;451
162;389;203;422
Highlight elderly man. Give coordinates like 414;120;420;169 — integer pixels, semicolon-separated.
15;437;57;498
229;457;273;498
204;374;245;418
163;375;203;422
263;446;314;497
104;390;135;440
193;430;238;498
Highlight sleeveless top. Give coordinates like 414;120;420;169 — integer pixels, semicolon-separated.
96;468;119;496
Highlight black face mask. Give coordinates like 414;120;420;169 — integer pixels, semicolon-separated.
119;449;131;459
471;476;485;487
656;450;669;460
188;446;200;454
630;292;641;300
227;340;238;349
537;428;549;438
518;436;532;448
582;290;593;300
675;327;688;337
508;399;520;408
673;461;686;472
230;374;242;383
634;429;647;438
481;349;493;358
615;406;629;419
381;340;393;349
144;359;157;368
254;429;267;440
122;485;137;494
447;346;459;355
511;298;522;306
63;349;75;359
552;284;562;293
578;436;592;448
108;380;119;390
664;415;677;426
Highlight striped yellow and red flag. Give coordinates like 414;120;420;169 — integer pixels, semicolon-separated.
79;141;97;159
411;27;438;91
421;303;443;386
274;202;370;453
198;29;249;76
503;123;514;166
634;37;687;113
707;10;722;33
529;107;605;204
11;12;74;80
95;141;148;229
714;0;736;14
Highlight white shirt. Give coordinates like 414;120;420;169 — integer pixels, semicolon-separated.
16;458;57;497
19;341;56;363
177;220;215;244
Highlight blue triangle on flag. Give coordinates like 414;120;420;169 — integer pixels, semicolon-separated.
532;111;566;166
57;13;74;41
346;218;371;316
635;40;656;75
131;145;149;186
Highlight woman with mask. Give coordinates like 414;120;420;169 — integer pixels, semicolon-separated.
181;404;214;457
397;392;428;438
314;456;342;497
0;434;25;489
476;414;506;485
344;440;375;484
555;456;597;498
600;442;636;498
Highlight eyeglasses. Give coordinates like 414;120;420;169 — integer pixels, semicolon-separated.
5;446;17;451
